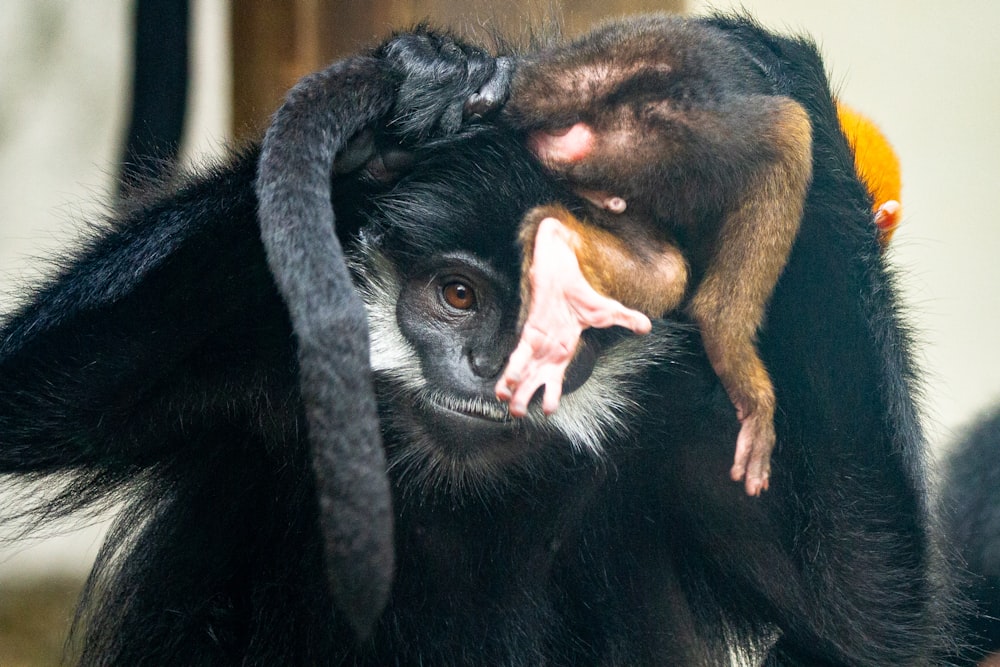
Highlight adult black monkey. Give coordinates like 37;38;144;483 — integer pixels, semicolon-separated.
0;14;959;666
0;27;512;660
255;28;512;636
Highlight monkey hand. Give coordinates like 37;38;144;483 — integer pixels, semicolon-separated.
333;36;513;183
380;31;513;140
496;217;651;417
730;411;775;497
875;199;901;247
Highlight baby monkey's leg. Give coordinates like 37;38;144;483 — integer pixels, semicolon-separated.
689;98;812;496
496;205;686;416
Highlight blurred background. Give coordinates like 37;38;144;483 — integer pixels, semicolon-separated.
1;1;997;663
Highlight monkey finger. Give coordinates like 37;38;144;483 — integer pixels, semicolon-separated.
743;456;771;497
496;347;532;402
495;380;514;402
730;426;753;484
732;416;775;496
748;473;770;496
503;335;551;381
501;341;571;416
496;360;527;403
875;199;901;244
577;189;627;214
512;361;567;417
509;374;545;417
569;290;651;335
594;303;652;335
464;57;514;119
497;338;554;407
542;375;566;415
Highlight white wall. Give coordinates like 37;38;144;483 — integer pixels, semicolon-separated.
689;0;1000;451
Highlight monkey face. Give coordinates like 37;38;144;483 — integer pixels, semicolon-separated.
346;130;677;495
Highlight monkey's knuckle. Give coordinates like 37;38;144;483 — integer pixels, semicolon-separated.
382;34;435;71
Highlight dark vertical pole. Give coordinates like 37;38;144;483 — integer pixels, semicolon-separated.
119;0;191;193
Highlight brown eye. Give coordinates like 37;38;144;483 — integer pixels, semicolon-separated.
442;281;476;310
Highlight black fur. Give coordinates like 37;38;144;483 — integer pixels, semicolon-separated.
945;404;1000;663
0;16;960;665
255;28;511;636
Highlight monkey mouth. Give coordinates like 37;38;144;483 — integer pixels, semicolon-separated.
419;390;513;423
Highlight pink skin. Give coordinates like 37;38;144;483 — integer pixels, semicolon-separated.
528;122;595;164
497;123;650;416
874;200;901;234
732;411;770;496
495;216;652;416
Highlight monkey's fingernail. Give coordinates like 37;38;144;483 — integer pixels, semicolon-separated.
463;93;486;118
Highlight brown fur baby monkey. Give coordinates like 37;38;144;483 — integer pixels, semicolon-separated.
495;16;815;496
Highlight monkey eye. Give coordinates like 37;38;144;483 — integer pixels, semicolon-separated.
442;281;476;310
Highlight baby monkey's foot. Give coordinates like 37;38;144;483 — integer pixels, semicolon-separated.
729;412;775;497
496;216;651;416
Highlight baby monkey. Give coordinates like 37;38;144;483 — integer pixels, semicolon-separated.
495;16;815;496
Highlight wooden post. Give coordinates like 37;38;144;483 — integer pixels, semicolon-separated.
231;0;686;141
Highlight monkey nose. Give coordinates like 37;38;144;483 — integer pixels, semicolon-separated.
470;350;506;380
529;123;594;164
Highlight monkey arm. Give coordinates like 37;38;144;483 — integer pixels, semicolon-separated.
0;156;262;470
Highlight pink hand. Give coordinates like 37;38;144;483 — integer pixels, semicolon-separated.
496;217;651;416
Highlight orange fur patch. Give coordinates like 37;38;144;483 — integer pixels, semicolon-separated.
837;102;903;245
